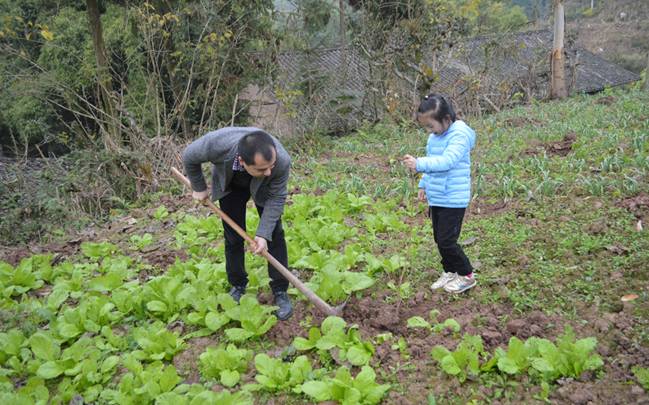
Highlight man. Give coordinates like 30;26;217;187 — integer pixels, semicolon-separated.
182;127;293;320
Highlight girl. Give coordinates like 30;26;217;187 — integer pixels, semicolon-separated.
403;94;477;293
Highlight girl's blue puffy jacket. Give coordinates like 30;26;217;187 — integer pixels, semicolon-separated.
417;120;476;208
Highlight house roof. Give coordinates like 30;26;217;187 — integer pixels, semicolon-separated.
254;30;640;132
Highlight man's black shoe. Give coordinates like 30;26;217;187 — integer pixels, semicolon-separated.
273;291;293;320
229;285;246;303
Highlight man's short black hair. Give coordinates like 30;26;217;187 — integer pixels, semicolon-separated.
238;130;276;165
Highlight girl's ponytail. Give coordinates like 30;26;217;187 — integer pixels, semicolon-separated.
418;94;457;122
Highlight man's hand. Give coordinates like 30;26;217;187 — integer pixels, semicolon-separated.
252;236;268;255
403;154;417;171
418;188;426;202
192;190;209;204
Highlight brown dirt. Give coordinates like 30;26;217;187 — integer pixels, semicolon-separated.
336;290;527;403
619;193;649;224
353;152;394;174
1;194;192;267
172;336;220;384
402;211;429;228
596;95;618;105
342;290;522;350
548;131;577;156
524;132;577;157
0;239;82;266
584;218;609;235
257;290;333;348
155;193;188;213
547;305;649;404
141;247;188;270
468;198;510;217
0;246;36;266
277;285;649;404
553;380;648;405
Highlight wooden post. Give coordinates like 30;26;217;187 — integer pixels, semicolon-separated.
550;0;568;99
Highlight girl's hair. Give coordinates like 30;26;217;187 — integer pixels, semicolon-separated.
417;94;457;123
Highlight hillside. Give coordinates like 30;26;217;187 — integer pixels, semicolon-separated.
568;0;649;73
515;0;649;73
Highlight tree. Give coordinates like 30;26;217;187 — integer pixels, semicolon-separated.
550;0;568;99
339;0;346;46
86;0;121;151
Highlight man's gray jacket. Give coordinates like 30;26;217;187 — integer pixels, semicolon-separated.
182;127;290;241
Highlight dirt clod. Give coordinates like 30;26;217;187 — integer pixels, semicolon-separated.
506;319;527;336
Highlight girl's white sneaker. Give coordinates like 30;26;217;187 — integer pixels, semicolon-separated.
443;275;477;293
431;272;458;290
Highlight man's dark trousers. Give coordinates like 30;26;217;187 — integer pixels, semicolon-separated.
219;181;289;293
